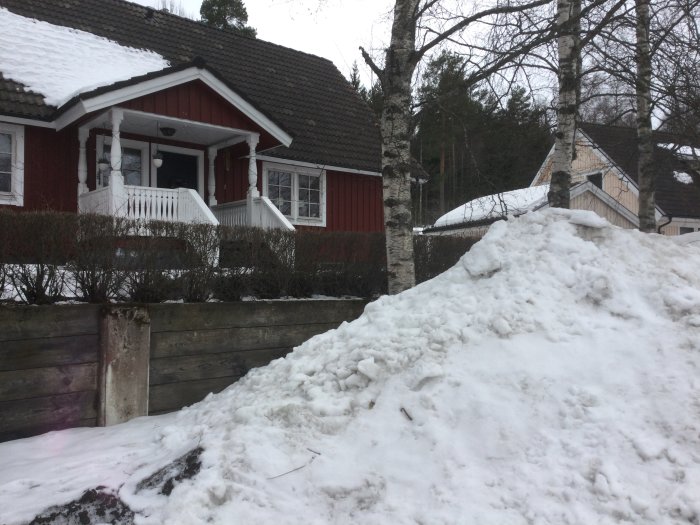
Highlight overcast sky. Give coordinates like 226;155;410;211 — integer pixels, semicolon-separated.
129;0;394;85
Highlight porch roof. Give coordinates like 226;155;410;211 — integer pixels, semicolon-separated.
57;61;292;147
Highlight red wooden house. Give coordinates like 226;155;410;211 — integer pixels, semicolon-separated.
0;0;383;232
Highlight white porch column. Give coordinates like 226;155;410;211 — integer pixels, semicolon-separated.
77;127;89;199
247;133;260;198
109;109;127;216
207;146;218;206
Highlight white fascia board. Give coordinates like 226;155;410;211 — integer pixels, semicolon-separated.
53;67;293;147
0;114;56;129
571;181;641;226
256;155;381;177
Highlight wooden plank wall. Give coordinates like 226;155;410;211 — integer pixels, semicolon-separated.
0;305;101;442
148;300;366;415
0;300;367;441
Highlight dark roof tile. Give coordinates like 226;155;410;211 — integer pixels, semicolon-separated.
580;122;700;219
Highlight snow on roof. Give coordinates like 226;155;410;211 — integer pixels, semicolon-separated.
658;142;700;158
2;210;700;524
434;184;549;228
673;171;694;185
0;7;169;107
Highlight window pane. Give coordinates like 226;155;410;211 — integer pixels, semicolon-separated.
0;172;10;192
0;154;11;173
0;133;10;154
124;169;141;186
268;170;293;216
298;201;308;217
122;148;141;172
308;203;319;218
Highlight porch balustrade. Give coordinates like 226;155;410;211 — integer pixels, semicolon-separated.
212;196;294;231
79;184;218;225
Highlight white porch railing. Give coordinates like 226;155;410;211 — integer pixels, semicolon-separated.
211;200;247;227
212;196;295;231
79;184;218;225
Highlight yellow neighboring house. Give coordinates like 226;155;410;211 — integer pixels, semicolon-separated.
425;123;700;237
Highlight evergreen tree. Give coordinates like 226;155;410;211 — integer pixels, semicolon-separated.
200;0;256;37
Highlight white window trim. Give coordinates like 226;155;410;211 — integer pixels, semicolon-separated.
150;143;205;200
262;161;326;227
0;122;25;207
97;135;150;187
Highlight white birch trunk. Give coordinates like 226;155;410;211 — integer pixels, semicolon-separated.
549;0;580;208
380;0;419;294
635;0;655;232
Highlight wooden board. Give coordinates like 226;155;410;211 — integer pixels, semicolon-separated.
150;322;338;358
0;334;98;371
0;305;100;341
149;300;366;333
149;376;236;414
0;391;97;437
150;347;290;385
0;363;98;402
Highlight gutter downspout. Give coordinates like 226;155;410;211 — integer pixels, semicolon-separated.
657;215;673;234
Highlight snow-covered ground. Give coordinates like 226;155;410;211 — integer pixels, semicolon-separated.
2;209;700;524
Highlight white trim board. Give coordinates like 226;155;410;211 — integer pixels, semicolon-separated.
49;67;292;147
256;155;381;177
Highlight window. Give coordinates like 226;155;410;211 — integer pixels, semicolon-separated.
0;122;25;206
102;144;144;186
587;172;603;189
264;163;325;225
97;136;148;188
680;227;698;235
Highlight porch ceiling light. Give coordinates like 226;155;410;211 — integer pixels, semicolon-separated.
98;152;110;171
160;126;176;137
152;150;163;168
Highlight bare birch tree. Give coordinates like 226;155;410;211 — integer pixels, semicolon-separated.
635;0;655;231
548;0;581;208
360;0;553;293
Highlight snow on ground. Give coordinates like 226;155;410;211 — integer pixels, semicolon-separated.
0;8;169;107
2;209;700;524
434;185;549;228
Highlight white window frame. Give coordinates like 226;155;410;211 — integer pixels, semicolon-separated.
262;161;326;227
96;135;149;187
0;122;25;207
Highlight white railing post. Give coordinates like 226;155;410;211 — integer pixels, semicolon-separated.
207;147;218;206
247;134;260;198
109;109;127;216
77;127;89;203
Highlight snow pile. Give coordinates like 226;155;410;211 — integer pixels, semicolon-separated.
2;209;700;524
434;184;549;227
0;8;169;107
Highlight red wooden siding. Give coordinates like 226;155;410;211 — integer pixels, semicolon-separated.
22;126;78;212
325;170;384;232
119;80;279;151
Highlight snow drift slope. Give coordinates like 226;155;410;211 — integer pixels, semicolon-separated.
2;209;700;525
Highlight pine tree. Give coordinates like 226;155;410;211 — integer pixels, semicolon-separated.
200;0;256;37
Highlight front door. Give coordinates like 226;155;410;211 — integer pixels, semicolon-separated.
157;151;198;190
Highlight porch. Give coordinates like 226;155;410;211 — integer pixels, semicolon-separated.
75;108;294;231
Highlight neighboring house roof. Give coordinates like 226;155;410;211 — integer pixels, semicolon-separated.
435;185;550;228
579;123;700;219
428;185;550;232
0;0;381;173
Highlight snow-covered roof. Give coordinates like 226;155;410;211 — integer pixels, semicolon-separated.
434;184;549;228
0;7;169;107
673;171;694;185
658;142;700;158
